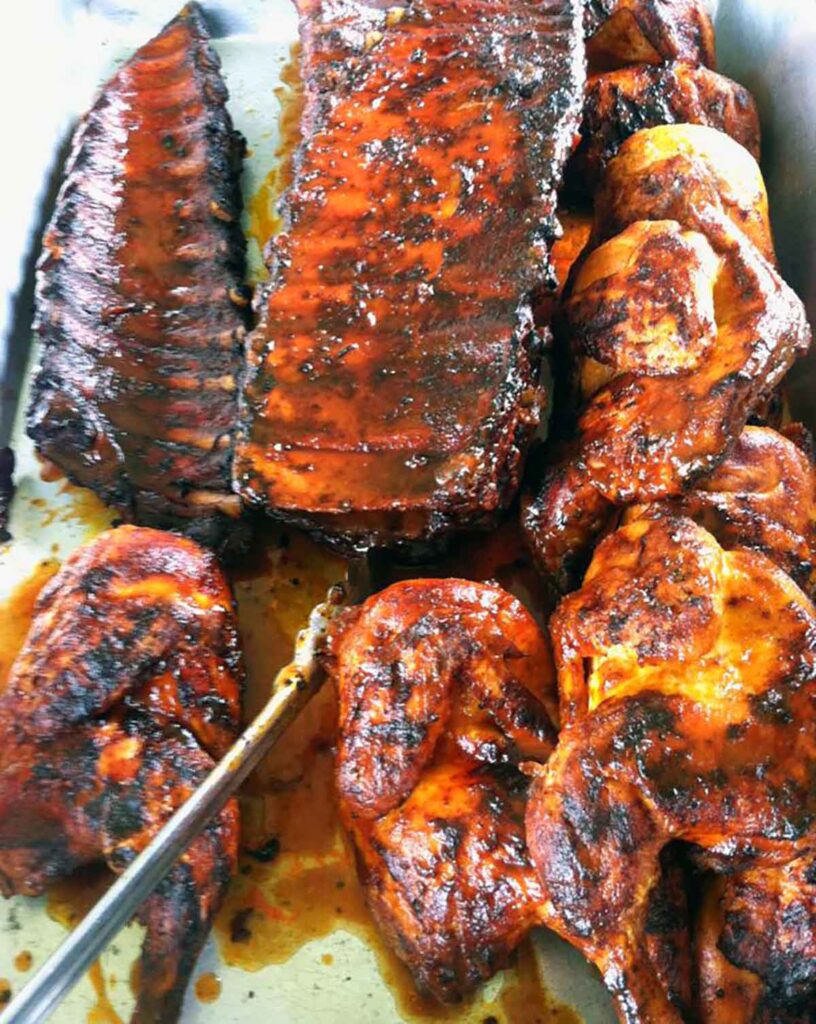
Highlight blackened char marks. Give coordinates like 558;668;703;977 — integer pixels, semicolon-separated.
235;0;585;551
0;448;13;543
28;3;249;553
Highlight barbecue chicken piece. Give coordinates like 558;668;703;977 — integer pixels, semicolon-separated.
0;526;243;1023
696;857;816;1024
574;63;760;189
235;0;585;553
525;516;816;1023
585;0;715;71
325;579;557;1001
626;424;816;599
522;125;811;589
29;4;249;553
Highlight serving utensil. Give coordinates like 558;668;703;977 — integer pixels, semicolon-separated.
0;556;377;1024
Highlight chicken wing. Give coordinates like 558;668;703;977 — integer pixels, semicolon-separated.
525;516;816;1022
0;525;243;1023
522;125;811;589
325;579;556;1001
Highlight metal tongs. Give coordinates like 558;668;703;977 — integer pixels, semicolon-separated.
0;557;377;1024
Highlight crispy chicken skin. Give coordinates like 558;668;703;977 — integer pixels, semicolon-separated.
235;0;585;552
29;4;248;552
0;526;243;1023
522;125;811;589
325;579;557;1001
626;425;816;599
575;63;760;189
526;516;816;1023
585;0;715;71
696;860;816;1024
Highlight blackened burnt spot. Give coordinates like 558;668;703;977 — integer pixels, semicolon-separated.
750;688;794;725
106;793;144;839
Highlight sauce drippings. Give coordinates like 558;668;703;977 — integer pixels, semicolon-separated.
245;45;304;274
87;961;123;1024
0;560;60;692
46;867;125;1024
12;951;32;973
194;972;222;1004
29;479;115;538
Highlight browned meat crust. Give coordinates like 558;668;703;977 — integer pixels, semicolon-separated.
526;516;816;1023
625;424;816;600
325;579;556;1000
522;126;811;589
0;525;244;1023
235;0;585;553
585;0;715;71
575;63;760;189
29;3;249;553
0;447;13;543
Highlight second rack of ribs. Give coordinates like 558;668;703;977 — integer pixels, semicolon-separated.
234;0;585;551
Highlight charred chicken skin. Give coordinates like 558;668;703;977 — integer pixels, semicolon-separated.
584;0;715;72
522;124;811;589
574;62;760;190
625;424;816;600
235;0;585;552
29;4;249;552
525;516;816;1023
325;579;557;1001
0;526;243;1023
696;857;816;1024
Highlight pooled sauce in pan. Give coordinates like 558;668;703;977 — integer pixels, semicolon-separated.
246;46;304;273
0;560;60;691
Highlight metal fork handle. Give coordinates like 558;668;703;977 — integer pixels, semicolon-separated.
0;589;343;1024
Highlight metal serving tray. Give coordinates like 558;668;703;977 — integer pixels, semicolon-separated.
0;1;813;1021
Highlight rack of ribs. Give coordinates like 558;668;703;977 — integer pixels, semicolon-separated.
234;0;585;552
29;3;249;553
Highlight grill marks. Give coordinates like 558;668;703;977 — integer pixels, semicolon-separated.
235;0;585;550
29;3;248;551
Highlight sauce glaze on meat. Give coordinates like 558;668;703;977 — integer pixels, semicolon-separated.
235;0;585;552
29;3;249;552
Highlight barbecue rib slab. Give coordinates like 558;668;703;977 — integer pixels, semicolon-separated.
325;579;557;1000
29;3;248;552
526;516;816;1023
235;0;585;552
0;526;243;1023
522;125;812;589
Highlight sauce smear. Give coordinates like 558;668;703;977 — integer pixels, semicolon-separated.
246;45;304;274
0;560;59;691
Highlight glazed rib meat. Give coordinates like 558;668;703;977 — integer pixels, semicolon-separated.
523;124;812;588
325;579;557;1000
235;0;585;551
29;3;248;551
525;516;816;1023
0;526;243;1023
